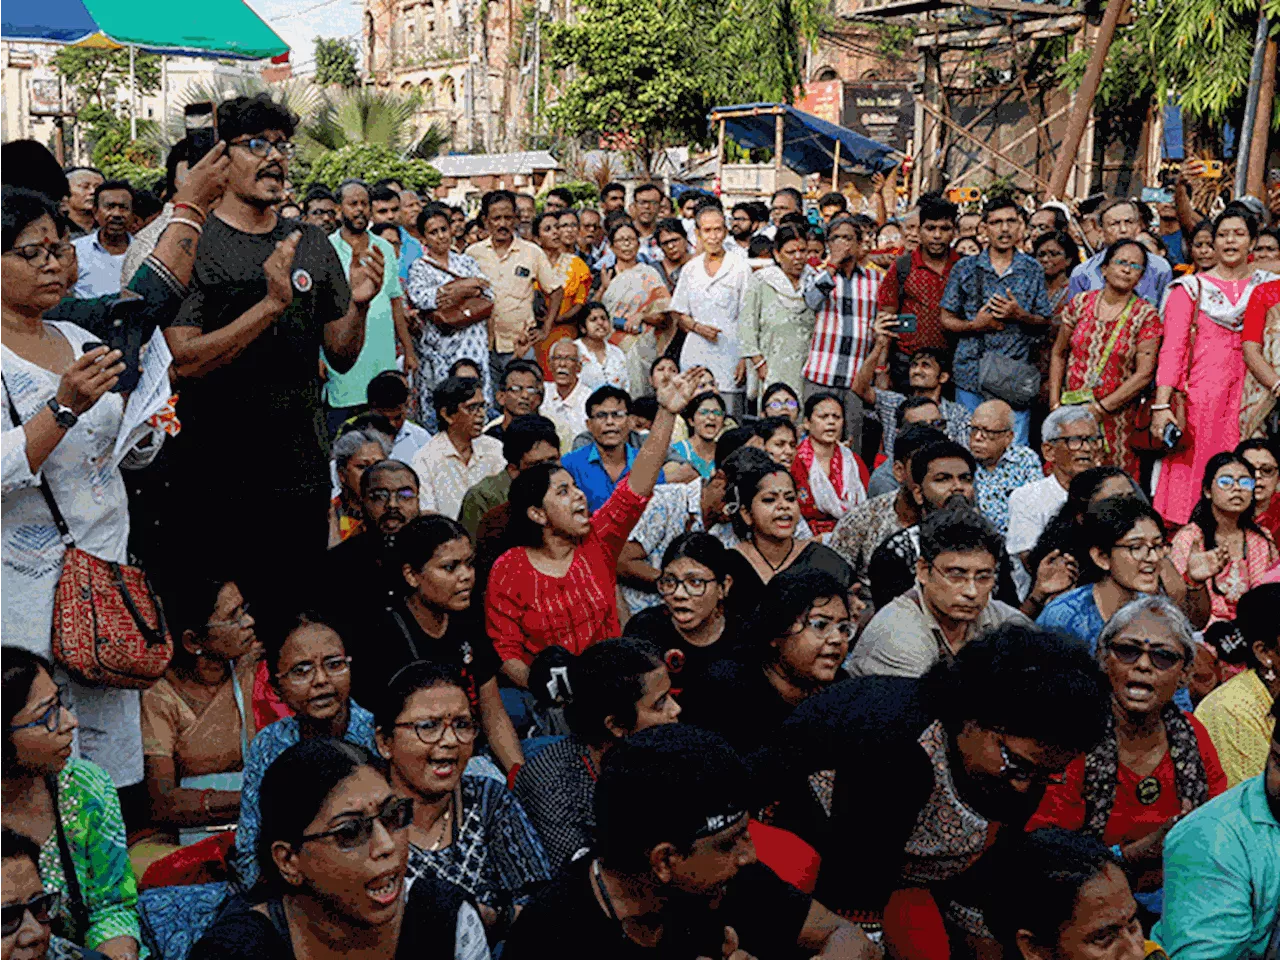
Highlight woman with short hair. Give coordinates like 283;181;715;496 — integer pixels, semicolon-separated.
328;427;389;548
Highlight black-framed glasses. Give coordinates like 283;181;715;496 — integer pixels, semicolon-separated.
276;655;351;686
1251;463;1279;478
298;796;414;851
1050;434;1103;451
969;425;1011;440
793;615;855;643
393;716;479;745
4;242;75;265
1111;540;1169;561
8;684;68;734
367;486;418;507
765;398;799;412
657;575;715;597
1214;475;1256;491
997;739;1067;786
229;137;296;159
0;891;61;936
1104;640;1185;672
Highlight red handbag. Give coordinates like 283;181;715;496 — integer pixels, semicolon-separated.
5;382;172;689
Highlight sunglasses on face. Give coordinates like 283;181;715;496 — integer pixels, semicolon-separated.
0;892;60;936
8;684;69;734
298;796;414;851
1214;475;1256;491
1105;640;1185;672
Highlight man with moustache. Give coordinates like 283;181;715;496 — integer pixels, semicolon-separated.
1068;198;1171;303
71;179;133;297
62;165;104;237
302;185;338;233
724;202;763;258
162;94;385;609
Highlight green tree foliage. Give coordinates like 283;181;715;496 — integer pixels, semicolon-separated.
544;0;825;174
99;160;165;193
52;47;160;108
314;37;360;88
304;143;441;192
300;86;423;161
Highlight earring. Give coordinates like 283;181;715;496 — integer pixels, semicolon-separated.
1264;660;1277;684
193;648;204;656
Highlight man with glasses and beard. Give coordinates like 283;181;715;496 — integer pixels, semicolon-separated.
754;623;1110;960
161;94;385;614
724;202;763;258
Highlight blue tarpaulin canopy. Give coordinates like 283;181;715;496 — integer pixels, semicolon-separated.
710;103;899;176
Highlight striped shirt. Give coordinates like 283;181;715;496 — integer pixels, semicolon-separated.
801;264;881;387
485;478;649;664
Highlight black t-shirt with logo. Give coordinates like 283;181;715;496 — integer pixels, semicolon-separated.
168;216;350;493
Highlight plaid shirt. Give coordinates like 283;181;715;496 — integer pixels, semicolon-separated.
802;264;881;387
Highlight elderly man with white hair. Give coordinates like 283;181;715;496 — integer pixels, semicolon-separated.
1006;405;1102;595
969;398;1042;536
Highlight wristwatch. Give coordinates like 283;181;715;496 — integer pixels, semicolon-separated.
46;397;78;430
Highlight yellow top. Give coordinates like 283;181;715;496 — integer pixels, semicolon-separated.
1194;668;1276;788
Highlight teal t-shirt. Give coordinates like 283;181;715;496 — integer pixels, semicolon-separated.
323;229;404;408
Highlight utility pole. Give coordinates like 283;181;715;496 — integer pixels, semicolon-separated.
129;45;137;140
1235;9;1271;199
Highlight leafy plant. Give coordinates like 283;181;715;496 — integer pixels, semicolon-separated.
99;159;165;193
299;86;423;164
303;143;441;192
53;47;160;109
314;37;360;88
544;180;600;205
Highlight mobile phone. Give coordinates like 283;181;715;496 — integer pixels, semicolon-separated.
184;102;217;165
612;315;630;331
1162;422;1182;449
82;296;149;393
895;313;918;334
1201;160;1224;180
1141;187;1174;204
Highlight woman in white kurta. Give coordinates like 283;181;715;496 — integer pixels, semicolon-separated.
669;206;753;418
2;187;175;791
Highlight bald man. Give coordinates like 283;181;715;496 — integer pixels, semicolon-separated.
970;399;1043;535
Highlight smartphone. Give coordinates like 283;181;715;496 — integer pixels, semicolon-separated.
82;296;149;393
1201;160;1224;180
895;313;918;334
184;102;217;165
1162;422;1183;449
1141;187;1174;203
612;315;630;331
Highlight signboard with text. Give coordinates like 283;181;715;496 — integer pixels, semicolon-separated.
842;83;913;154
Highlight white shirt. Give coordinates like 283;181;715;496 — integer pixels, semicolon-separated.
1006;473;1069;598
390;420;432;466
539;379;593;452
669;252;752;394
575;339;631;394
410;432;505;519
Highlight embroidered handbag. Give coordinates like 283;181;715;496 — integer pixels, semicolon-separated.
4;380;172;689
427;260;493;331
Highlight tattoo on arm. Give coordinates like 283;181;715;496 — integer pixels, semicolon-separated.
178;237;195;255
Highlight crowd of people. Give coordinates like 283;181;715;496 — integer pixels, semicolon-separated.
2;91;1280;960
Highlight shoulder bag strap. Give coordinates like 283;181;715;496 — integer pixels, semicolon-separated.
230;661;251;760
2;374;74;547
896;252;913;309
1082;295;1139;389
424;254;465;283
46;775;91;936
389;609;421;661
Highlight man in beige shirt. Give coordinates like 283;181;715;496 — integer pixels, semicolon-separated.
848;504;1030;678
466;189;564;390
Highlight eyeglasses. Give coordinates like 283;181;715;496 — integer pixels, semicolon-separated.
1105;640;1186;672
1111;540;1169;561
8;684;69;734
458;401;487;417
590;410;628;423
277;654;352;686
657;575;715;597
997;739;1068;786
0;892;61;936
394;715;479;745
367;486;417;506
1251;464;1279;478
968;425;1011;440
765;398;799;412
1050;434;1104;451
1111;259;1145;271
503;384;543;396
4;241;75;265
695;408;726;419
229;137;296;159
1214;475;1256;491
928;563;997;588
794;615;855;642
206;603;252;630
917;418;947;431
298;796;414;851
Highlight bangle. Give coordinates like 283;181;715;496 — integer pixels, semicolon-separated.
199;789;213;818
875;365;888;373
1149;403;1172;411
753;359;766;371
1111;843;1125;862
171;201;207;221
168;216;204;236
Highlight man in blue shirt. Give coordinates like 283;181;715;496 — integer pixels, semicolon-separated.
71;179;133;298
940;196;1053;446
562;384;662;513
1068;198;1172;303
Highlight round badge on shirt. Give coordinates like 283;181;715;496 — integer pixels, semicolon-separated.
292;268;313;293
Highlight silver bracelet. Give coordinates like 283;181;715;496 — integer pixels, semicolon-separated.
1149;403;1172;411
168;216;204;236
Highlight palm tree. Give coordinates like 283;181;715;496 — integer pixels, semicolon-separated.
298;86;422;164
410;121;451;160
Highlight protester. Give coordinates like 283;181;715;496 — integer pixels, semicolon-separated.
970;399;1043;536
654;217;691;293
851;505;1030;678
667;390;724;481
485;367;699;687
233;615;376;888
562;385;645;512
629;183;666;263
365;371;430;465
791;391;868;536
531;210;591;372
755;415;799;469
372;661;550;936
726;201;763;257
739;223;817;398
599;220;671;392
406;202;494;430
61;168;103;239
1168;452;1277;623
459;414;558;536
70;181;132;298
328;426;389;547
573;302;629;393
512;638;680;872
301;186;337;233
193;738;486;960
538;338;591;450
1;826;99;960
760;380;801;423
1152;204;1273;525
1240;272;1280;441
407;376;501;519
1049;240;1163;478
485;359;543;439
940;196;1053;445
2;649;143;960
1068;199;1172;304
1194;584;1280;787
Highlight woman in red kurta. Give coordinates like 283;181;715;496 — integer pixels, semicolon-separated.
485;366;703;687
1027;595;1227;895
790;392;867;537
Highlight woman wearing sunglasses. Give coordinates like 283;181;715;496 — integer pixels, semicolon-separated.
191;738;487;960
232;615;376;889
2;827;99;960
374;662;550;940
1027;596;1227;911
1;649;141;960
680;566;854;756
1169;452;1278;624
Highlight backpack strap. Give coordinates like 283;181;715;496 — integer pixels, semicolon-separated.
895;252;913;310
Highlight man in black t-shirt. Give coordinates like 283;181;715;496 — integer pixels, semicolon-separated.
161;94;384;610
504;725;878;960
